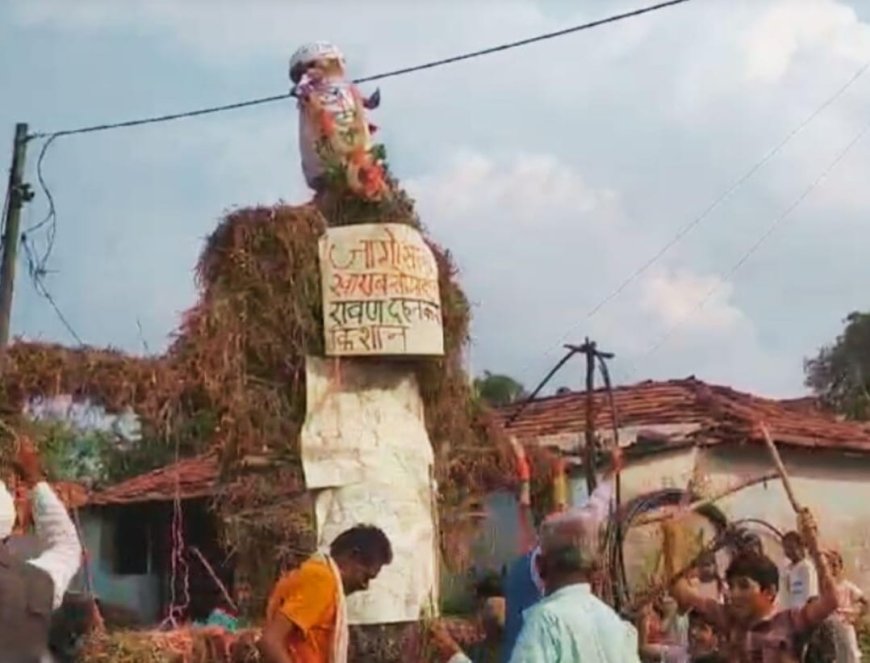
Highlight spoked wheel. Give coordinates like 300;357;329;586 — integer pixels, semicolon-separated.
603;488;730;612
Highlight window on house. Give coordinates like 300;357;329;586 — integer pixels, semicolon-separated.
113;506;152;575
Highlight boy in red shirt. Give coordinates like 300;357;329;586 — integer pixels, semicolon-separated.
664;509;838;663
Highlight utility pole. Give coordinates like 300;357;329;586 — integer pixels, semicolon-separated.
570;337;614;497
0;123;32;358
506;335;615;503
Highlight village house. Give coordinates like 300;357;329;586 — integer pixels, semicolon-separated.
471;377;870;590
74;454;227;624
60;376;870;619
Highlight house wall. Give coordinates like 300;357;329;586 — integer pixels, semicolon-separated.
462;440;870;599
459;449;702;581
471;491;527;573
78;509;161;623
586;443;870;590
700;444;870;584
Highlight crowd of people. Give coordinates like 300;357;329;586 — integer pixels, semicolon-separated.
423;495;868;663
2;439;869;663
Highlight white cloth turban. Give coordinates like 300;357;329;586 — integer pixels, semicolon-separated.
0;480;15;539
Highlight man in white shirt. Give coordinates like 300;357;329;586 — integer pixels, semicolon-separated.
781;530;819;610
507;502;641;663
0;440;83;661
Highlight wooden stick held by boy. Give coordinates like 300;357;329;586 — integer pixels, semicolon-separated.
659;423;841;662
756;423;802;514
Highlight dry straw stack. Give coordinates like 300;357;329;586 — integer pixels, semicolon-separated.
0;181;514;662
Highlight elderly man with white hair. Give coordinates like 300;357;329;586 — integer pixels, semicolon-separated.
507;484;642;663
0;439;83;662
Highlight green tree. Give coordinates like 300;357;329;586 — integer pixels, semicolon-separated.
27;411;182;488
34;420;113;483
805;311;870;420
473;371;527;408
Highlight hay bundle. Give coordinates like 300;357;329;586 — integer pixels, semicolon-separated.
1;185;515;624
0;343;176;416
166;190;514;603
77;627;260;663
76;618;482;663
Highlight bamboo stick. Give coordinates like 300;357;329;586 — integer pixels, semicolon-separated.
758;423;802;514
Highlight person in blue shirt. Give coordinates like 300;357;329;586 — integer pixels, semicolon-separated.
502;548;543;662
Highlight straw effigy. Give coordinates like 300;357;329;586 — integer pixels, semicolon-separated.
0;175;514;661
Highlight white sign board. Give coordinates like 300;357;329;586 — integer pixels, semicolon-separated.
319;224;445;356
301;356;438;624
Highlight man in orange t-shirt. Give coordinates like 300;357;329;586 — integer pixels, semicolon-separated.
259;524;393;663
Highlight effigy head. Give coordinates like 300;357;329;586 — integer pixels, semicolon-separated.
290;41;389;202
289;41;346;83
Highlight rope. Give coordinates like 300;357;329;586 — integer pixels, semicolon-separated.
161;443;191;629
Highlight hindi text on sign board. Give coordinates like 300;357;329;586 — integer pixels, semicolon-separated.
319;224;445;356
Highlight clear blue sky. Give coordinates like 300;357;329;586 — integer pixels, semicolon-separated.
2;0;870;397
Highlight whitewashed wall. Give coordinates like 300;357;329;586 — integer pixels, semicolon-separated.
77;510;161;622
465;430;870;596
592;443;870;589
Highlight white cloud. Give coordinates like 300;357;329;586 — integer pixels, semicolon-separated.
412;150;615;230
640;269;745;335
407;150;780;392
741;0;870;82
6;0;870;401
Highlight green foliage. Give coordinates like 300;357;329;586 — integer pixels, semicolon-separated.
473;371;527;408
28;414;181;488
33;419;113;483
805;311;870;420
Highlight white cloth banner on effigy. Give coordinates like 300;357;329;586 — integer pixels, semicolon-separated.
300;355;438;624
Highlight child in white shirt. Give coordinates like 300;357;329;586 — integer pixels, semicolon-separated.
826;550;867;663
782;530;819;610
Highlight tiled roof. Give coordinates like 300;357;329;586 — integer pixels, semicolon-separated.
775;396;823;415
499;377;870;453
88;454;219;506
87;454;306;506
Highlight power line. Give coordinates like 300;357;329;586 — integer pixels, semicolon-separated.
351;0;694;84
21;233;83;345
23;134;60;277
632;113;870;372
511;55;870;389
584;57;870;323
16;0;698;333
30;93;293;141
29;0;694;140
